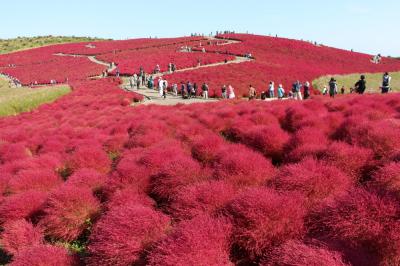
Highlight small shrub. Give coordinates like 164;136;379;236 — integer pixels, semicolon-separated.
10;245;78;266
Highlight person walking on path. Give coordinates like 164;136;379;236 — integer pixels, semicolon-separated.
221;85;227;99
248;85;257;100
268;81;275;98
303;81;311;99
187;82;193;99
355;75;367;94
293;80;303;100
381;72;391;94
193;83;198;98
172;84;178;96
163;80;168;99
329;78;338;98
158;78;164;96
129;76;134;89
228;85;236;99
202;82;209;99
181;82;186;99
278;84;285;99
141;73;146;86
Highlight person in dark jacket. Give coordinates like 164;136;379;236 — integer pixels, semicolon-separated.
381;72;391;94
355;75;366;94
181;83;186;99
328;78;338;98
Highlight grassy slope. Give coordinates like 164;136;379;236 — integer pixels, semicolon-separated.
0;78;70;117
313;72;400;93
0;36;106;54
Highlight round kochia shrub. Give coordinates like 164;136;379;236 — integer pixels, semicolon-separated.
214;144;275;187
148;215;233;266
39;185;101;242
7;169;63;194
168;180;237;220
224;188;306;258
0;191;47;224
0;220;44;256
86;203;170;266
272;158;352;208
371;162;400;198
65;168;107;193
66;146;111;174
261;240;349;266
10;245;78;266
308;189;400;265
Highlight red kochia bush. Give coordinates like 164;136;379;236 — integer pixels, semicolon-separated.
214;144;275;187
321;141;374;182
0;143;31;164
371;162;400;199
148;215;233;266
40;185;101;242
239;124;290;162
106;188;155;210
272;158;352;208
10;245;78;266
1;220;44;256
0;191;47;224
191;134;225;165
66;146;111;174
87;203;170;266
262;240;349;266
7;169;63;194
168;180;237;220
224;188;306;258
308;189;400;264
65;168;107;193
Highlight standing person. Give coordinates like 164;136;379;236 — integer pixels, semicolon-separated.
187;82;192;98
129;76;134;88
193;82;198;98
248;85;257;100
303;81;311;99
221;85;227;99
268;81;275;98
142;73;146;86
228;85;236;99
158;77;164;96
116;67;120;78
168;63;172;73
381;72;391;94
277;84;285;99
202;82;209;99
355;75;367;94
293;80;303;100
329;78;338;98
133;73;138;88
322;86;328;95
172;84;178;96
163;80;168;99
341;86;345;94
171;63;176;72
181;82;186;99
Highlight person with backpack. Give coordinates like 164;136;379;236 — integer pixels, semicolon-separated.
292;80;303;100
328;78;338;98
277;84;285;99
202;82;209;99
355;75;366;94
303;81;311;99
381;72;391;94
221;85;227;99
248;85;257;100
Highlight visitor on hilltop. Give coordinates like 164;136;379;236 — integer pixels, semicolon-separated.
292;80;303;100
249;85;257;100
187;82;193;99
268;81;275;98
158;78;164;96
381;72;391;94
303;81;311;99
155;64;161;74
355;75;367;94
341;86;345;94
163;80;168;99
129;76;134;89
172;84;178;96
221;85;227;99
278;84;285;100
322;86;328;95
181;82;186;99
142;73;146;86
202;82;209;99
329;78;338;98
193;83;198;98
171;63;176;72
228;85;236;99
168;63;172;73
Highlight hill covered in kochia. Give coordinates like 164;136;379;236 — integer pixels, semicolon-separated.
0;36;105;54
0;33;399;96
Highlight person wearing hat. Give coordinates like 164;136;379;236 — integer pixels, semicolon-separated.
355;75;367;94
329;77;338;98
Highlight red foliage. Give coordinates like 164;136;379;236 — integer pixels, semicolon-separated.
371;162;400;199
106;188;155;210
262;240;349;266
168;180;237;220
308;189;400;264
1;220;44;256
66;146;111;174
65;168;107;193
10;245;79;266
213;144;275;187
148;215;233;266
190;134;226;165
272;158;352;208
0;191;47;224
39;185;101;241
0;143;31;164
86;203;170;266
224;188;306;258
7;169;63;194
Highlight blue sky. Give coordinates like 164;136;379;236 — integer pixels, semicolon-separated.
3;0;399;56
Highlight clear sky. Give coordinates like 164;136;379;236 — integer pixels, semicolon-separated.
2;0;399;56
